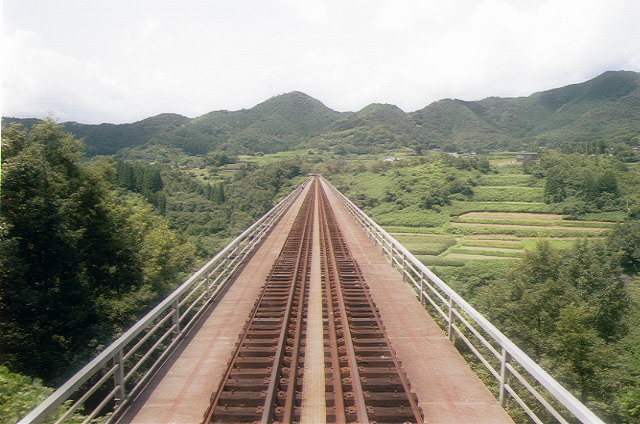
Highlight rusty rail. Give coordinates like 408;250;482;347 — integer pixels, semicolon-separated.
203;177;423;423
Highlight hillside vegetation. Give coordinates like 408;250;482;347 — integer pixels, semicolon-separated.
4;71;640;158
0;121;305;401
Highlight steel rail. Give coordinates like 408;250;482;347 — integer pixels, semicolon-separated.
204;178;423;423
317;188;370;424
317;182;423;423
202;180;316;423
280;218;311;423
261;181;314;423
323;176;606;424
358;262;423;421
318;204;347;423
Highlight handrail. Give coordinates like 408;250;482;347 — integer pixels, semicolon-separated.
18;179;309;424
323;177;605;424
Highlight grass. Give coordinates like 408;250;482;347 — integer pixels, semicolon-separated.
452;217;616;228
384;226;448;235
447;248;524;258
373;206;449;227
471;186;544;202
445;201;557;215
449;221;610;232
460;239;525;249
444;253;520;260
414;255;465;267
477;174;535;187
572;211;628;222
393;234;457;255
457;212;565;221
520;238;583;250
333;171;392;199
447;225;606;237
461;237;580;250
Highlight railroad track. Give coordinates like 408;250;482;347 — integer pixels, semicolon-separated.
203;178;423;424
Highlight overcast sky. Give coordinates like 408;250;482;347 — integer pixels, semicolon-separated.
3;0;640;124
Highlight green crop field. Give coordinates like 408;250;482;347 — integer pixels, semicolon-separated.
362;155;623;267
477;174;536;187
392;234;457;255
471;186;544;202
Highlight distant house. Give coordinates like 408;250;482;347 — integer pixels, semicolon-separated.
516;152;539;162
631;146;640;152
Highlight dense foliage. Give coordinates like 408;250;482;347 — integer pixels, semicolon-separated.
1;122;307;421
437;237;639;422
0;366;84;424
0;121;196;383
525;153;640;217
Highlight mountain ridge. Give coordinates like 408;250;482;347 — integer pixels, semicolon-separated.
3;70;639;155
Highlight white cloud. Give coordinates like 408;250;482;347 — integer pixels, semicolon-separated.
3;0;640;123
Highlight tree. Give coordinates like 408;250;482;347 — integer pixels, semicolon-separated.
0;366;84;424
1;120;113;380
606;222;640;273
1;121;195;383
544;169;567;203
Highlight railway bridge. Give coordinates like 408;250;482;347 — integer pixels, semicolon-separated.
19;177;605;424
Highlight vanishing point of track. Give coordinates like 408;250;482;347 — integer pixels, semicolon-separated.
202;178;423;424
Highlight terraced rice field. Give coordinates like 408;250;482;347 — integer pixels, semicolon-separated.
445;253;517;260
451;211;613;234
458;212;565;221
385;162;615;263
441;211;611;259
450;221;610;233
391;234;457;256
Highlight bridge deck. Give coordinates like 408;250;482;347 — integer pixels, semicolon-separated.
118;180;513;424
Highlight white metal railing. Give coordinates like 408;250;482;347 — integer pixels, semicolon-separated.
324;177;605;424
18;180;308;424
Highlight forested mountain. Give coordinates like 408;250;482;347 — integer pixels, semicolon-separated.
2;113;190;156
3;71;639;156
150;91;341;155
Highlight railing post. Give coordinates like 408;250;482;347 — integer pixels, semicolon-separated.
205;273;212;299
447;296;455;341
419;270;426;306
114;350;126;407
172;299;180;337
499;348;510;407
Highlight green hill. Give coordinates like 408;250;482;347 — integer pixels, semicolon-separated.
150;91;342;155
4;71;639;156
2;113;190;156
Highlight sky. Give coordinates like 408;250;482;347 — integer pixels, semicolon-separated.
3;0;640;124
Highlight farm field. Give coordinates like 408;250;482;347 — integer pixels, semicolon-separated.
378;157;613;265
